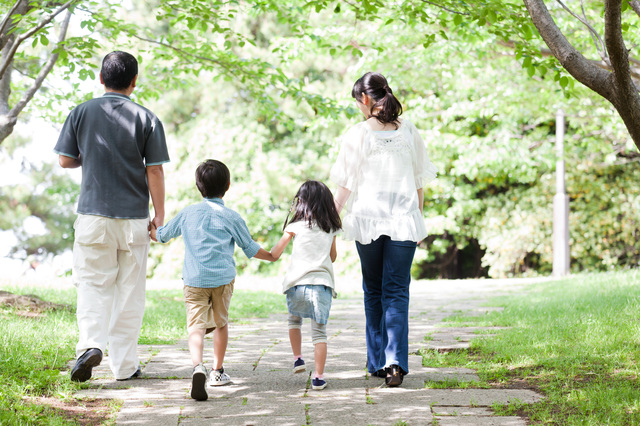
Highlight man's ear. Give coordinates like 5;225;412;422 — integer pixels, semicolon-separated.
99;72;104;85
130;74;138;89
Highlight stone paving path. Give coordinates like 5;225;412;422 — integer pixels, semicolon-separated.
73;279;546;425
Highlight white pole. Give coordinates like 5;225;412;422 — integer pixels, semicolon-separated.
553;109;570;277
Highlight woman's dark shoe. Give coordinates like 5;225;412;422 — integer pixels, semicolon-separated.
370;369;386;378
385;364;403;387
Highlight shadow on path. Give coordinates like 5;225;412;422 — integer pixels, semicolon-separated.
73;278;548;425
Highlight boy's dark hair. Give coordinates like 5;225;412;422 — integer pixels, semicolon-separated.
195;159;230;199
284;180;342;234
101;51;138;90
352;71;403;128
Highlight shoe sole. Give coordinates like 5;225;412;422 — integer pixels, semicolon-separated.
312;383;327;390
70;351;102;382
191;372;208;401
293;365;306;373
385;376;403;387
208;380;232;387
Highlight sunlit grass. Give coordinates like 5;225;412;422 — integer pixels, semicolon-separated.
0;282;286;424
423;270;640;425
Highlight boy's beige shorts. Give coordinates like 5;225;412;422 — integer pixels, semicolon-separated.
183;280;234;334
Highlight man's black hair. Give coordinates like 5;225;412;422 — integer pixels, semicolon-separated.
101;51;138;90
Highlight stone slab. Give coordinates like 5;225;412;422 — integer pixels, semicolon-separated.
433;406;495;416
417;389;543;407
435;416;527;426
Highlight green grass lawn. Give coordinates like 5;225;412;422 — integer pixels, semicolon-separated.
0;283;286;425
421;270;640;425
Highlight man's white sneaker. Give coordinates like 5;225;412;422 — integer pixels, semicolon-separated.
208;367;232;386
190;363;208;401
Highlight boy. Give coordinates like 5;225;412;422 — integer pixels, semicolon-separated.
150;159;275;401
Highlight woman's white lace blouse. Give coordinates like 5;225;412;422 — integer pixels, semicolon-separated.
330;119;437;244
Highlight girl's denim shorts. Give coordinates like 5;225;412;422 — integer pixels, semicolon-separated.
285;284;332;325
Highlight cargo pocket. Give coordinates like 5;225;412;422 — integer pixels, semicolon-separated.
127;219;150;246
73;215;107;245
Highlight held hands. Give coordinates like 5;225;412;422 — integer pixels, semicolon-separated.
149;217;162;242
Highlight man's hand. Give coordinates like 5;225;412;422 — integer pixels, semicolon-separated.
149;220;159;242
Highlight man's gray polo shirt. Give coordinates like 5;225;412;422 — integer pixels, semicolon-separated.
54;93;170;219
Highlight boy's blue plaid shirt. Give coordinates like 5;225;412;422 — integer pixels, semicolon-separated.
156;198;260;287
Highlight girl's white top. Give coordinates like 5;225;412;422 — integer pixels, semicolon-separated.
281;221;340;297
330;119;437;244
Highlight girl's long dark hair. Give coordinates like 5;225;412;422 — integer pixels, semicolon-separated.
352;71;403;128
283;180;342;234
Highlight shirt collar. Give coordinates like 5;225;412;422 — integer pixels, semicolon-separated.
102;92;131;100
205;197;224;206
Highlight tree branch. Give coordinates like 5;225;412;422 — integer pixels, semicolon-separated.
499;39;640;82
9;10;71;118
602;0;640;146
0;1;73;81
0;0;24;51
630;0;640;17
523;0;613;100
420;0;470;15
556;0;608;64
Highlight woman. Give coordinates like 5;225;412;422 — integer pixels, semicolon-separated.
330;72;437;386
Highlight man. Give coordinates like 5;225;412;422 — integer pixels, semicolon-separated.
55;51;169;382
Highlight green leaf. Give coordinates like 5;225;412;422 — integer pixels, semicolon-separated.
453;14;463;26
559;76;569;88
538;65;547;77
487;9;497;24
40;35;49;46
527;65;535;77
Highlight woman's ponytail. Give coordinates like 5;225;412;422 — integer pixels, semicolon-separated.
352;72;403;128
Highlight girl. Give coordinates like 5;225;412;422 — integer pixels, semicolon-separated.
269;180;342;390
330;72;437;387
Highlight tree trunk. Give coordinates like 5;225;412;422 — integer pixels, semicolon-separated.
0;37;17;143
0;1;71;144
523;0;640;149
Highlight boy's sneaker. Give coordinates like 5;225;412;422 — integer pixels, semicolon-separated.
208;367;232;386
311;377;327;390
190;364;208;401
293;358;306;373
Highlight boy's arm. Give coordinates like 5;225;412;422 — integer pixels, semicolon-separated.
330;236;337;263
269;232;294;261
152;212;182;244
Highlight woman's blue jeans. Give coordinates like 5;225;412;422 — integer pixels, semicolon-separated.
356;236;416;376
